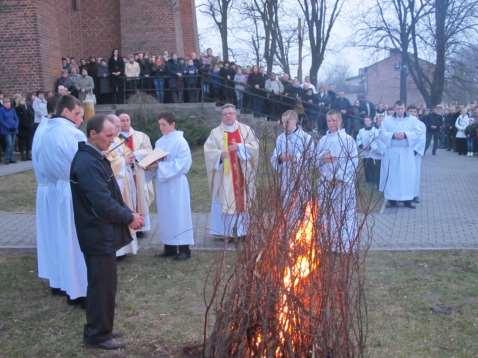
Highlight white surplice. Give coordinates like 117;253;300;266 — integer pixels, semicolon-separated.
271;127;313;202
32;117;87;299
152;130;194;245
316;129;358;250
410;116;426;198
356;126;382;160
121;128;154;232
107;137;139;256
379;115;419;201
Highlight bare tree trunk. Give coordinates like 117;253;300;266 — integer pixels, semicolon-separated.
400;50;408;104
297;17;304;81
298;0;344;86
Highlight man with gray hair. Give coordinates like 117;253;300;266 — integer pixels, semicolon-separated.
204;104;259;239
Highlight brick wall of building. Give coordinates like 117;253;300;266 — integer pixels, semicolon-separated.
119;0;177;56
365;54;426;106
0;0;198;96
0;0;42;95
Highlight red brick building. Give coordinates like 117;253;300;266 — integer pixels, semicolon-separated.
346;50;434;106
0;0;199;96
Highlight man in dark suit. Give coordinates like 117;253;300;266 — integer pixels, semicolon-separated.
424;105;445;155
70;114;144;350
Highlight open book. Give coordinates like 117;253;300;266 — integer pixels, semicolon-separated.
137;149;168;169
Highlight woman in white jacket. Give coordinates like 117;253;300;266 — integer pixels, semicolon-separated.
455;106;470;156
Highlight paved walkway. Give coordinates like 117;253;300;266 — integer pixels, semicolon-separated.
0;160;33;177
0;150;477;251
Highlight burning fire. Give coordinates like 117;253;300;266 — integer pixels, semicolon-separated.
251;202;320;356
278;202;319;347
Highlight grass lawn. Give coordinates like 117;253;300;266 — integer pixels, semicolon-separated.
0;251;477;357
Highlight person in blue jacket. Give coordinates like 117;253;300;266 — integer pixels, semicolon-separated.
0;98;19;164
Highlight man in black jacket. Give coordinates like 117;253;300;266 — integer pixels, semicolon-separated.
70;114;144;350
424;105;444;155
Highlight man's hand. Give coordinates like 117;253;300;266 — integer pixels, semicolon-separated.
393;132;405;140
129;213;144;230
322;151;335;164
228;143;239;152
125;153;135;165
279;153;293;162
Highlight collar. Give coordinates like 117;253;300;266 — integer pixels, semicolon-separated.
53;115;77;127
78;141;106;160
221;121;239;133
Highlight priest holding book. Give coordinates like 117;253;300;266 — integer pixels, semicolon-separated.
146;112;194;260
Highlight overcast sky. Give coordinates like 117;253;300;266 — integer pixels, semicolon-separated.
195;0;387;79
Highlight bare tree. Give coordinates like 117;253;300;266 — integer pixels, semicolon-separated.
359;0;478;107
297;0;345;86
200;0;235;61
445;44;478;103
408;0;478;106
358;0;432;104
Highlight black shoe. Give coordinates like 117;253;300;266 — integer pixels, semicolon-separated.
404;201;416;209
51;288;66;296
386;200;398;208
85;338;126;350
9;160;16;164
116;255;127;261
413;197;420;204
67;296;87;309
156;251;177;258
174;252;191;261
136;231;145;238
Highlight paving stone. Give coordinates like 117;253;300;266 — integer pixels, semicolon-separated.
1;150;477;251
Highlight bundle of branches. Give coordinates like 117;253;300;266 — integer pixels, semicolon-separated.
202;134;373;357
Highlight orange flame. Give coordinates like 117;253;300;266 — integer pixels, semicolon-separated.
277;202;320;353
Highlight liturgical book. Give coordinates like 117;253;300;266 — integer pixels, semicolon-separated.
137;149;168;169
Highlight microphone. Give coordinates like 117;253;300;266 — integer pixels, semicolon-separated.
105;133;129;155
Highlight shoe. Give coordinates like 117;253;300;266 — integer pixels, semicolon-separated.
51;288;66;296
85;338;126;350
116;255;127;261
413;197;420;204
404;201;416;209
9;160;16;163
386;200;398;208
136;231;145;238
156;251;177;258
67;296;87;309
111;332;124;339
174;252;191;261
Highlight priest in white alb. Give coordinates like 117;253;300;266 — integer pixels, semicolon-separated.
316;110;358;252
32;95;87;305
147;112;194;260
106;114;139;257
117;111;154;237
407;105;427;203
204;104;259;239
271;109;313;204
379;101;419;208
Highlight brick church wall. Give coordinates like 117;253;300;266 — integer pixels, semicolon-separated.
0;0;198;96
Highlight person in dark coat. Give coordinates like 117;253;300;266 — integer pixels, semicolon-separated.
424;105;444;155
108;49;125;104
14;94;35;160
70;114;144;350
